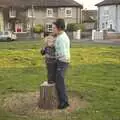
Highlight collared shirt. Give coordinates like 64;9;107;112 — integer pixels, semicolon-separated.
55;31;70;63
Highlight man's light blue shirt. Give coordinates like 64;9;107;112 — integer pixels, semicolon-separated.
55;32;70;63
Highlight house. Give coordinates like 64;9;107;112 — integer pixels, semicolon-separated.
82;9;97;31
0;0;83;34
82;10;97;23
96;0;120;32
0;8;4;32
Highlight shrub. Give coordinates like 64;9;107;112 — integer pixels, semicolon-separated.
79;24;85;32
33;24;44;33
67;23;79;32
67;23;85;32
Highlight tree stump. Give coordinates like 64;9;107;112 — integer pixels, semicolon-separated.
38;81;59;109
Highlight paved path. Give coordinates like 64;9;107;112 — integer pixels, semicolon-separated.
72;39;120;45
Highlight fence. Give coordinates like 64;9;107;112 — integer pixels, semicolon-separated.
92;30;104;40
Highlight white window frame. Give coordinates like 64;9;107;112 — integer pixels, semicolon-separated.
46;8;53;17
28;8;35;18
27;23;31;31
103;7;109;19
46;23;53;32
65;8;72;17
9;8;16;18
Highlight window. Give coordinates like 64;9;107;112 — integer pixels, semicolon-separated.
59;8;65;17
104;7;109;14
9;8;16;18
28;8;35;18
46;9;53;17
103;6;110;29
46;23;53;32
65;8;72;17
27;24;31;31
103;7;109;18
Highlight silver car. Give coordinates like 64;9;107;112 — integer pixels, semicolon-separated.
0;31;17;41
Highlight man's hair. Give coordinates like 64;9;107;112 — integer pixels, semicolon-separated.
53;18;65;30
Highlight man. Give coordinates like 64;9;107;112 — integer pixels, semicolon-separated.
53;19;70;109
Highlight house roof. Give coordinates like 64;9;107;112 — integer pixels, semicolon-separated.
95;0;120;7
0;0;83;8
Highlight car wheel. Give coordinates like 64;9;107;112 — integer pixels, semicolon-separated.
7;38;12;42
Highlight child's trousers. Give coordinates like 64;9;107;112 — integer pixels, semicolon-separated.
46;59;56;84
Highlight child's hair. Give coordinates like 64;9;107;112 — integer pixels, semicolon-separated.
44;35;55;47
44;32;49;37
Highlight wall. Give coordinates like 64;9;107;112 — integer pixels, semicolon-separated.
2;7;81;33
33;7;80;25
99;5;116;31
117;5;120;32
0;10;4;31
99;5;120;32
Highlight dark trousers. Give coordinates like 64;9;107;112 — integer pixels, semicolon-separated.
46;60;56;83
55;60;69;104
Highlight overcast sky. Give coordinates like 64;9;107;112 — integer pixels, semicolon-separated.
75;0;103;9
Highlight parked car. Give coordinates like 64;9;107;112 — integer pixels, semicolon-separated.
0;31;17;41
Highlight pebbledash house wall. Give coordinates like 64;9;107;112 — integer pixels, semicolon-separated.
0;9;4;32
30;7;81;27
2;7;82;33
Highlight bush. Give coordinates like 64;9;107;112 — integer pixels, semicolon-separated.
67;23;79;32
67;23;85;32
33;24;44;33
79;24;85;32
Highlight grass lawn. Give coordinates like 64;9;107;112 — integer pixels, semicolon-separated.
0;40;120;120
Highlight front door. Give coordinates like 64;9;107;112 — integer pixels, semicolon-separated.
15;23;23;33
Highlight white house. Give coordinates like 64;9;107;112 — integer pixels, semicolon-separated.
96;0;120;33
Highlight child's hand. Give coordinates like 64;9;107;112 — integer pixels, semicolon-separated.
45;36;55;47
40;48;45;56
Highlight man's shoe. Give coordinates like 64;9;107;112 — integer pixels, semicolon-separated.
58;102;69;109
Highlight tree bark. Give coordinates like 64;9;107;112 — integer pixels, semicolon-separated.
38;81;59;109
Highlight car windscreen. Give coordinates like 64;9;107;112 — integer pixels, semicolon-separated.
4;32;8;35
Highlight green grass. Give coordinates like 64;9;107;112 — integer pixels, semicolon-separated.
0;40;120;120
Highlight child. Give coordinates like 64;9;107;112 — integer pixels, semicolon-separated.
41;34;56;84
